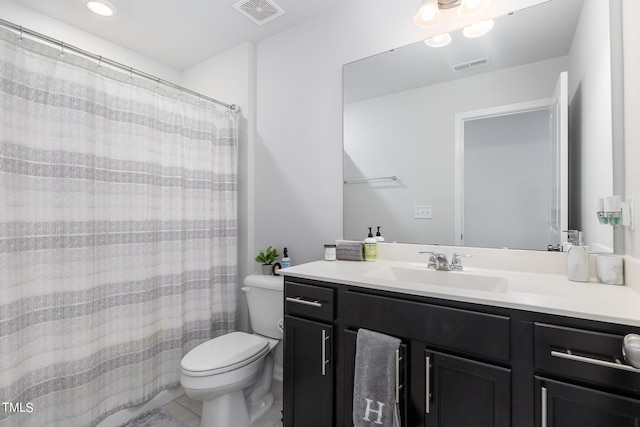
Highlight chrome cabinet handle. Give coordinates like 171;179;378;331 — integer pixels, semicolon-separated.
321;329;330;376
541;386;547;427
551;350;640;373
286;296;322;308
425;355;431;414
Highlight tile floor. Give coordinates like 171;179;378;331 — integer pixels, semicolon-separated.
162;380;283;427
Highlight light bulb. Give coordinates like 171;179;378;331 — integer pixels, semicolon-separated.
425;32;452;48
463;19;494;38
458;0;490;18
413;0;442;27
465;0;482;10
421;8;437;22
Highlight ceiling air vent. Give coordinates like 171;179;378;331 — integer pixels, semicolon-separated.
233;0;286;26
450;57;490;73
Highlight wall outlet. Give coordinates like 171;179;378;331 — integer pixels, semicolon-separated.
414;205;433;219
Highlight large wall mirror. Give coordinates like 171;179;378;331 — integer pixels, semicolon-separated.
343;0;623;252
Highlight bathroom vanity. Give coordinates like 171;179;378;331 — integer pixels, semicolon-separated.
281;247;640;427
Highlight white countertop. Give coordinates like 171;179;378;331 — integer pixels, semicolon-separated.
281;257;640;328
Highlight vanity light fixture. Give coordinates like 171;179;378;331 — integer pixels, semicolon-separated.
462;19;494;38
457;0;491;18
425;32;452;48
413;0;442;27
85;0;118;17
413;0;491;27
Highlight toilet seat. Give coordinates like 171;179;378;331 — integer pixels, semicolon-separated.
181;332;270;377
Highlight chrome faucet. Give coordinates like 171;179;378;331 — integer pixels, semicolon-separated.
451;252;473;271
433;253;450;271
420;251;450;270
420;251;473;271
419;251;439;269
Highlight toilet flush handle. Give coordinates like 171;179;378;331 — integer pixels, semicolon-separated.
241;287;251;293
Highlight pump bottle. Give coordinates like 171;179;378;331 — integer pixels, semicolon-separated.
281;248;291;268
364;227;377;262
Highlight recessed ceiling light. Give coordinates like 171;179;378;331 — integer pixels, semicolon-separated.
85;0;117;17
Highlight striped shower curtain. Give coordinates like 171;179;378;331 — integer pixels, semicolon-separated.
0;27;237;426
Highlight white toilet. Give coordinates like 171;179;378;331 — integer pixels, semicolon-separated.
180;274;283;427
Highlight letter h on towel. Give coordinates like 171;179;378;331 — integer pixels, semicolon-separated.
353;328;402;427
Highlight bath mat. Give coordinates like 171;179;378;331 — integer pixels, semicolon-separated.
118;408;188;427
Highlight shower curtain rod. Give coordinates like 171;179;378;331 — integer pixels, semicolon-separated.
0;18;238;112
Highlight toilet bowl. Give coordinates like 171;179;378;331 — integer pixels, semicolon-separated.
180;274;283;427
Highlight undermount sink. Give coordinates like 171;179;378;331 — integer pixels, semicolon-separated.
363;265;508;293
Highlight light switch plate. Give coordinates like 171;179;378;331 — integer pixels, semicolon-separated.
414;205;432;219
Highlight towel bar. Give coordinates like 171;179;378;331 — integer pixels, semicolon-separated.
395;350;405;404
396;350;400;404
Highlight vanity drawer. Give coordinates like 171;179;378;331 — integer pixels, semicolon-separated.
285;281;334;322
534;323;640;394
344;290;511;363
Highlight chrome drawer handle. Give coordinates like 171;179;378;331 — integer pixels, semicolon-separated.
286;296;322;308
551;350;640;373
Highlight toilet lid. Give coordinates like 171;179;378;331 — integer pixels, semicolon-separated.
181;332;269;376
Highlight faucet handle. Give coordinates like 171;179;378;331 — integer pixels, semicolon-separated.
419;251;438;269
451;252;472;271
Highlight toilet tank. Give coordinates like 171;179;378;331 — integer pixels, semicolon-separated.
242;274;284;340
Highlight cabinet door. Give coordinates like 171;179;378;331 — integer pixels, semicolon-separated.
536;377;640;427
425;350;511;427
345;330;408;427
283;315;333;427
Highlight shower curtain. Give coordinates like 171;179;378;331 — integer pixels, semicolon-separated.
0;27;237;427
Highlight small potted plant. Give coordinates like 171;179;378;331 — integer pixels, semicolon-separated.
255;246;280;275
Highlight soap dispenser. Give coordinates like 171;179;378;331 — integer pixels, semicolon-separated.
364;227;377;262
375;226;385;243
567;245;590;282
281;247;291;268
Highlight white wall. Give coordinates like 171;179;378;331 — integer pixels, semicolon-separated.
623;0;640;258
253;0;549;265
567;0;615;252
343;57;566;246
181;42;256;333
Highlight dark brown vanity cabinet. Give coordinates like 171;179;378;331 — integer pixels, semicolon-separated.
423;350;511;427
533;323;640;426
283;275;640;427
343;290;512;427
283;281;335;427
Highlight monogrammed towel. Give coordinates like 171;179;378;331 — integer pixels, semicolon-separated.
353;328;401;427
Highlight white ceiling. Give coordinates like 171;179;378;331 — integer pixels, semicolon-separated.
6;0;345;70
